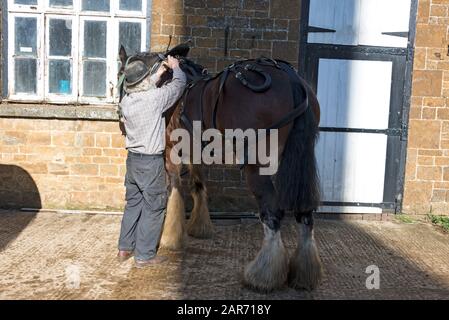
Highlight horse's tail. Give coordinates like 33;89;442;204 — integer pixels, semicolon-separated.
275;84;320;213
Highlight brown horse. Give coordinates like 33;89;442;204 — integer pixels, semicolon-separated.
118;44;323;292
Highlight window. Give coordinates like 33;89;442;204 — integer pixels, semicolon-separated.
6;0;148;104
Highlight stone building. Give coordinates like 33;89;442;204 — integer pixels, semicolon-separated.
0;0;448;216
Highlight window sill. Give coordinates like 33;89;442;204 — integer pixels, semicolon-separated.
0;102;119;121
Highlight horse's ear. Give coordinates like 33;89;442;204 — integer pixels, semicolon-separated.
119;45;127;65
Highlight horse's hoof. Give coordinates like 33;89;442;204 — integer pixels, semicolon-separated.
288;244;323;291
243;238;289;293
187;220;214;239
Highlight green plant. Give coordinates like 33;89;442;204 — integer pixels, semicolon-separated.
395;214;415;224
427;214;449;232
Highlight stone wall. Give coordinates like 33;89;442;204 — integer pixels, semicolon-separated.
0;116;257;212
150;0;301;73
0;118;127;210
403;0;449;214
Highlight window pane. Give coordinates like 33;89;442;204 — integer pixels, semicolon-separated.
84;21;107;58
119;0;142;11
15;59;37;93
49;60;72;94
49;0;73;7
83;61;106;97
82;0;110;12
119;22;142;55
15;17;37;56
14;0;37;4
50;19;72;57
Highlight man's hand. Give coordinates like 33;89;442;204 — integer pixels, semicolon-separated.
167;55;180;69
156;62;168;77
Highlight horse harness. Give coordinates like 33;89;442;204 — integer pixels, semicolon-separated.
179;57;310;137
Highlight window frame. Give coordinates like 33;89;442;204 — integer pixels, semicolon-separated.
79;15;113;104
45;13;79;103
115;0;148;18
7;11;45;102
4;0;150;105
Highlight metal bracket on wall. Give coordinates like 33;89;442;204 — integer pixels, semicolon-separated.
224;25;230;57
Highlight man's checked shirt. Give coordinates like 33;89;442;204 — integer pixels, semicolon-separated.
120;67;186;155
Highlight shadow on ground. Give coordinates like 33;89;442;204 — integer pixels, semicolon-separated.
0;165;40;252
3;210;447;299
108;218;449;300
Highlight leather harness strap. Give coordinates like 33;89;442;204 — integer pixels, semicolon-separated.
212;67;230;129
234;64;272;93
266;76;309;131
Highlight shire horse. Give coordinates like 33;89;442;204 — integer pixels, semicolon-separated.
118;43;323;292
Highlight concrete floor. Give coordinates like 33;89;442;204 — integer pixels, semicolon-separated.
1;210;449;300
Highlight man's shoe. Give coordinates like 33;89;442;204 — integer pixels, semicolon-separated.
135;256;168;268
117;250;134;262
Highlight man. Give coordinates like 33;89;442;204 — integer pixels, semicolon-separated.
117;55;186;268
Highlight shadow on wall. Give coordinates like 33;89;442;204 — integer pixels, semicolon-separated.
0;165;40;251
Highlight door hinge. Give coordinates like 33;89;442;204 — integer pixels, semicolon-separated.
381;31;409;39
308;26;336;34
401;122;409;141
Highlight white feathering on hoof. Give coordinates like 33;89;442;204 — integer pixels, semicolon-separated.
288;223;323;291
243;225;289;292
160;187;186;250
187;188;214;239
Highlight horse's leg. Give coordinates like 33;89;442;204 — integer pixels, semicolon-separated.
160;159;186;250
288;211;323;291
243;165;289;292
186;164;214;238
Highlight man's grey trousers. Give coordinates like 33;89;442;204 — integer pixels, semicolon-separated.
118;152;168;261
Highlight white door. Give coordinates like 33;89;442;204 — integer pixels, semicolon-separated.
308;0;412;48
302;0;415;213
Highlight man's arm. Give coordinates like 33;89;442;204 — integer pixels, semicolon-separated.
153;66;187;113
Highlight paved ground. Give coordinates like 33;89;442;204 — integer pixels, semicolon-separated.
1;210;449;300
